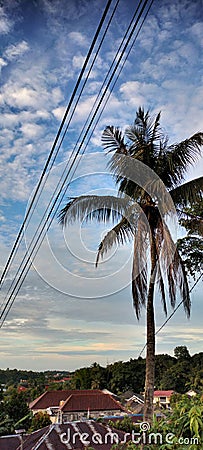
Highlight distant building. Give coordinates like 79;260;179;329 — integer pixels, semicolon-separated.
153;390;174;409
58;391;125;423
186;389;197;397
118;391;144;414
29;389;126;423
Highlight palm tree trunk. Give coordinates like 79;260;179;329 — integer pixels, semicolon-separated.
143;233;156;426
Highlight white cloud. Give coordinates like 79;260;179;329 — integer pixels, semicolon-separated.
190;22;203;45
52;106;66;121
68;31;88;47
119;81;145;106
0;85;39;109
72;53;85;69
0;0;202;370
72;95;97;123
20;122;44;139
0;57;7;71
4;40;29;61
0;6;12;34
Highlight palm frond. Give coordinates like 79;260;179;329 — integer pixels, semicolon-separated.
58;195;130;227
95;216;135;267
150;111;162;143
109;154;176;216
167;133;203;183
125;109;162;154
101;126;127;153
154;215;167;315
160;221;190;316
170;176;203;208
132;216;149;319
156;262;167;316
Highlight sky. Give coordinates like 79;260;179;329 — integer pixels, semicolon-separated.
0;0;203;372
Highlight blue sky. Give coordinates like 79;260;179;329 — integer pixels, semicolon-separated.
0;0;202;371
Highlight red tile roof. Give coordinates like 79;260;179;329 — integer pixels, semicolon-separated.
14;421;128;450
154;390;174;397
29;389;102;410
60;392;125;413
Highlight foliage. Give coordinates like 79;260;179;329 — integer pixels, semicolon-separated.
177;200;203;277
174;346;191;361
59;107;203;424
29;411;51;432
0;388;31;435
71;363;108;390
177;236;203;278
108;416;139;433
68;348;202;398
111;395;203;449
0;348;202;406
179;199;203;236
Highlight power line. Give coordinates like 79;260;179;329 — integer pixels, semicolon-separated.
0;0;120;317
0;0;114;290
0;0;153;327
138;272;203;358
67;0;155;198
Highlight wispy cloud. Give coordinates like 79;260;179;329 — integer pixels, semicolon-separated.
0;0;202;370
0;6;12;34
4;40;29;61
68;31;88;47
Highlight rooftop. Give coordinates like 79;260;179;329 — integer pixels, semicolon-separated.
29;389;102;410
60;392;125;412
0;421;129;450
154;390;174;397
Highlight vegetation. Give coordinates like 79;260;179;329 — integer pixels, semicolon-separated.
29;411;51;432
0;387;31;436
177;199;203;278
0;347;202;399
59;107;203;423
0;346;202;437
110;395;203;449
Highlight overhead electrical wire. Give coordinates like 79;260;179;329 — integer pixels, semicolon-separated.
138;272;203;358
1;0;155;327
0;0;154;327
0;0;120;317
71;0;154;185
0;0;114;290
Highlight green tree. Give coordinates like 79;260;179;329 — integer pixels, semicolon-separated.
174;346;191;361
29;411;51;432
112;395;203;450
177;199;203;278
160;362;191;393
4;388;29;424
154;353;176;389
59;107;203;424
0;388;31;434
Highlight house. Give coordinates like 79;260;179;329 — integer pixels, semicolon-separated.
58;392;125;423
153;390;174;409
29;389;125;423
186;389;197;397
0;421;129;450
118;391;144;414
29;390;79;422
102;388;118;398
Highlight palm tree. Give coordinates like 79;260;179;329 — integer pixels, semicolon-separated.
59;107;203;424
